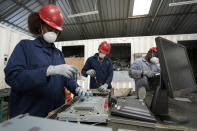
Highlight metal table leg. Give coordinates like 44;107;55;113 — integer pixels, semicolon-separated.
0;97;4;123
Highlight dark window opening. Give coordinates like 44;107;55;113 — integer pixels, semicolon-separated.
108;43;131;71
62;45;84;57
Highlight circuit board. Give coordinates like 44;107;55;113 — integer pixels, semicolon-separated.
57;97;108;123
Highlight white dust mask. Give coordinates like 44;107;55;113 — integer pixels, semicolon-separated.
99;53;106;59
43;32;57;43
150;57;159;64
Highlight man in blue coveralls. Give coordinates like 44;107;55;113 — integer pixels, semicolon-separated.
4;4;91;118
82;41;114;92
129;47;160;92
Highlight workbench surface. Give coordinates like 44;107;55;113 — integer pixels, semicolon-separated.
47;92;197;131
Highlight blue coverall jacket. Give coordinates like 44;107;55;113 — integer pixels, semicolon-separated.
81;53;113;89
4;37;78;118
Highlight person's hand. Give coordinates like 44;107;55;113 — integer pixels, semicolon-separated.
86;69;96;77
98;83;108;92
46;64;78;78
142;70;155;78
86;90;93;98
75;87;93;100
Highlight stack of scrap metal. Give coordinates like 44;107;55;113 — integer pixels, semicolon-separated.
90;89;110;96
57;97;108;123
112;58;130;71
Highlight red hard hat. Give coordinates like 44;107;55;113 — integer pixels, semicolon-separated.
150;47;157;52
39;4;64;31
98;41;111;55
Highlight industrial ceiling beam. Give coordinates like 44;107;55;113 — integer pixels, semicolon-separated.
48;0;57;4
36;0;44;6
3;0;38;31
56;0;74;33
13;0;33;13
68;0;88;39
0;0;32;34
1;19;29;33
63;11;197;27
122;0;134;36
0;0;5;5
170;5;195;33
146;0;164;34
97;0;105;38
0;0;29;19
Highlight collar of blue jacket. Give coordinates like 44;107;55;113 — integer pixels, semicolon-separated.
35;37;55;49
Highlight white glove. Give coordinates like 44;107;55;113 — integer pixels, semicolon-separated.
86;69;96;77
98;83;108;92
142;70;155;78
46;64;78;78
75;87;93;100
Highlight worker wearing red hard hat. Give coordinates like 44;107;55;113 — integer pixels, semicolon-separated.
129;46;160;96
98;41;111;55
82;41;113;92
4;4;91;118
150;47;157;52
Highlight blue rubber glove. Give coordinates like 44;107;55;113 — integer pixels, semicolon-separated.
85;91;93;99
75;87;93;100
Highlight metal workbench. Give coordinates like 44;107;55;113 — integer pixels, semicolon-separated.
46;91;197;131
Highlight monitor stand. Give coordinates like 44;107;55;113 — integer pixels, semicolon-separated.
150;76;189;124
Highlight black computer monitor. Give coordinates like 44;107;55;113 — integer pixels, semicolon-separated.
150;37;197;122
178;40;197;83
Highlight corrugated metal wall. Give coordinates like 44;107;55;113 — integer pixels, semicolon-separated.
0;24;33;89
55;33;194;89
